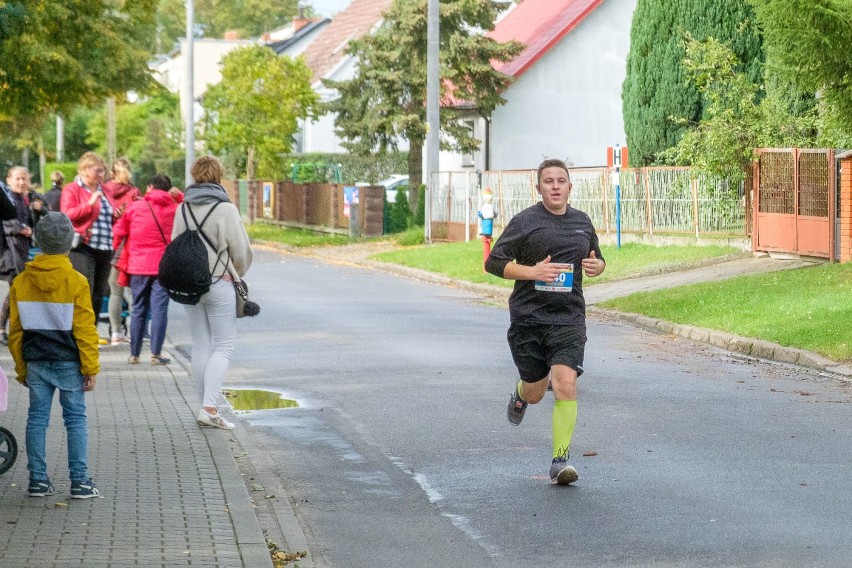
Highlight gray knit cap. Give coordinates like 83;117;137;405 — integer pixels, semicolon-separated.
36;212;75;254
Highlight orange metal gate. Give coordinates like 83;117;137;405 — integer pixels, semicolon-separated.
753;149;836;260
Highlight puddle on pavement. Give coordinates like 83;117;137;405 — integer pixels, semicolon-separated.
222;389;299;412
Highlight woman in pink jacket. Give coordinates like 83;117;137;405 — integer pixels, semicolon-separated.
101;157;141;345
112;174;183;365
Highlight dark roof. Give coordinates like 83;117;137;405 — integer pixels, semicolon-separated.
267;19;331;55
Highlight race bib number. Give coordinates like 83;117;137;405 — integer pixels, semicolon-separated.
535;263;574;292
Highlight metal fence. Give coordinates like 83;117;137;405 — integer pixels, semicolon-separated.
430;167;747;240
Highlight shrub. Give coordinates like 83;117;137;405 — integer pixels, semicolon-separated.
394;227;425;246
385;187;414;233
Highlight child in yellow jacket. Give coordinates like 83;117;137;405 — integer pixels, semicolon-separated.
9;212;101;498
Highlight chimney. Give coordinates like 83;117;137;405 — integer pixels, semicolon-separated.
261;32;271;43
293;6;310;31
224;30;240;40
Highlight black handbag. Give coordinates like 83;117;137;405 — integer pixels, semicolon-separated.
234;279;260;318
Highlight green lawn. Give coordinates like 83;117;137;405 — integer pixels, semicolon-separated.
246;223;351;247
370;240;741;287
600;263;852;362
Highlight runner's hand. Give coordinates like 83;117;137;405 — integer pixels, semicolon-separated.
534;255;566;281
582;250;605;277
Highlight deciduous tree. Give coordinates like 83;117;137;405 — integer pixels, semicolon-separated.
0;1;157;127
200;46;319;179
662;36;815;181
86;89;184;170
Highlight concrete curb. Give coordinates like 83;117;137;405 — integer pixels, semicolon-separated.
587;308;852;380
168;346;275;568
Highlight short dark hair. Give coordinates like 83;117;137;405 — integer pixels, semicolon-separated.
537;159;570;184
149;174;172;191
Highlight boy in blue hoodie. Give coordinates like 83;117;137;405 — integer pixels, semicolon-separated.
9;211;101;498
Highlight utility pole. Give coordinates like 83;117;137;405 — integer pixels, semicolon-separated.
185;0;196;186
425;0;439;243
56;115;65;162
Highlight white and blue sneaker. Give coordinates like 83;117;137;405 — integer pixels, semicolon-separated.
70;478;100;499
28;479;55;497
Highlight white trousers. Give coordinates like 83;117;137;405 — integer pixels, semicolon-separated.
184;280;236;408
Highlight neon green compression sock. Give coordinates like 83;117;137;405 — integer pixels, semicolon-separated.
552;399;578;459
516;380;524;400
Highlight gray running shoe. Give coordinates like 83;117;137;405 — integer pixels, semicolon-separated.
507;384;528;425
549;456;578;485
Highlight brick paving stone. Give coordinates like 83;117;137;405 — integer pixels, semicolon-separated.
0;339;273;568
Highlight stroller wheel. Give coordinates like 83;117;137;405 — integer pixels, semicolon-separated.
0;426;18;475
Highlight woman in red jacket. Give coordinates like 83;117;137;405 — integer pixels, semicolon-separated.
112;174;183;365
101;157;141;345
60;152;115;318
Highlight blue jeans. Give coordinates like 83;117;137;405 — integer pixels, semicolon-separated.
129;275;170;357
25;361;89;482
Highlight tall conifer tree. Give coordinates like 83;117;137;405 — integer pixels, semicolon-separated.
621;0;763;165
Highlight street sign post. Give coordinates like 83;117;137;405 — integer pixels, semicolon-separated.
607;145;628;248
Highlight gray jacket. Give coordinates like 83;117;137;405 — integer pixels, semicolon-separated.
171;183;253;281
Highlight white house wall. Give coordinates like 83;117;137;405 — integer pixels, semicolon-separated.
488;0;636;170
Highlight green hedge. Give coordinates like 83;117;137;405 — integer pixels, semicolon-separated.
280;152;408;185
43;160;186;191
135;159;186;190
43;162;79;190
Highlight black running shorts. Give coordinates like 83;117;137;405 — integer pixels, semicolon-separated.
507;323;587;382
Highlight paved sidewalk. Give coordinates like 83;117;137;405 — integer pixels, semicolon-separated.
0;343;274;568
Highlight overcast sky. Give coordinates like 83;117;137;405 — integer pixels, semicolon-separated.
307;0;351;17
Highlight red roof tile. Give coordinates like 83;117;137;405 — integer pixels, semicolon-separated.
489;0;604;77
301;0;394;83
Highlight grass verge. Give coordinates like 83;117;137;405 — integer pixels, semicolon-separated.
370;241;741;287
246;223;351;247
599;263;852;362
247;223;426;248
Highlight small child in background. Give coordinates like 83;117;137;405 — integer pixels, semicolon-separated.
8;211;101;498
44;171;64;212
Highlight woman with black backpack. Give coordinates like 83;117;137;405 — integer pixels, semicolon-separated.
170;156;252;430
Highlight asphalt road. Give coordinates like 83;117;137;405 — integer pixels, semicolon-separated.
168;248;852;568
